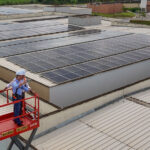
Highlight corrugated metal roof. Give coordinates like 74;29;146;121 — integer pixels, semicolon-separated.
133;90;150;103
33;93;150;150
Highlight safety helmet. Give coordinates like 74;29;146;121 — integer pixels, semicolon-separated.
16;69;26;76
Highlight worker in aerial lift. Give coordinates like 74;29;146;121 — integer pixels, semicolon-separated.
2;69;31;115
2;69;35;126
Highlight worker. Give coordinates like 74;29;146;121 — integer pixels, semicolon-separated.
2;69;31;115
3;69;30;96
13;70;35;126
2;69;35;126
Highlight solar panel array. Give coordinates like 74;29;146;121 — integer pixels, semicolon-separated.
0;31;128;57
0;19;67;32
7;33;150;84
0;24;82;41
42;48;150;84
0;7;42;15
0;29;100;48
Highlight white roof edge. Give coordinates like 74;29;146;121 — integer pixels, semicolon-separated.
0;58;56;87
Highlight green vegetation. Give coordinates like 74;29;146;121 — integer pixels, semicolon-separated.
140;11;146;17
0;0;92;5
0;0;37;5
123;7;141;13
130;20;150;26
92;11;136;18
41;0;88;5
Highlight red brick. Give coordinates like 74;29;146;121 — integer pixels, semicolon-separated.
87;3;123;14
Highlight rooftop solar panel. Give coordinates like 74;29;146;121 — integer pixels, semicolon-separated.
0;19;67;32
0;24;82;41
0;30;102;48
0;7;42;15
41;48;150;84
4;32;150;84
1;31;130;57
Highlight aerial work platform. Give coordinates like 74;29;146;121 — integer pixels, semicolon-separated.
0;89;39;150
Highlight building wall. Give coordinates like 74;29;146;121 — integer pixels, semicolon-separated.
44;6;92;15
87;3;123;14
69;16;101;26
147;1;150;12
50;60;150;108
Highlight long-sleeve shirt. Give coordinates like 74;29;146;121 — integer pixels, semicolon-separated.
7;78;30;90
12;79;29;96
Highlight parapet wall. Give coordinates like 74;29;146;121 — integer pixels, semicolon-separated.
44;6;92;15
87;3;123;14
0;62;50;102
69;15;101;26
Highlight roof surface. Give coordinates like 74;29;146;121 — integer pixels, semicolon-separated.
33;89;150;150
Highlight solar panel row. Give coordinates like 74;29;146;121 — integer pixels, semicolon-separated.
7;33;150;74
5;34;150;84
4;30;150;84
0;19;67;32
0;31;130;57
0;25;82;41
0;29;100;48
0;7;42;15
41;48;150;84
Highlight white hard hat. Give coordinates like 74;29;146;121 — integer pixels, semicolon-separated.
16;69;26;76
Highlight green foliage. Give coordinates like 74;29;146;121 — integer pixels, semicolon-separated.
93;12;135;18
123;7;141;13
0;0;37;5
130;20;150;25
0;0;104;5
140;12;146;17
41;0;91;4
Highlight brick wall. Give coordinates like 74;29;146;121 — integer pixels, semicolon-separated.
87;3;123;14
147;1;150;12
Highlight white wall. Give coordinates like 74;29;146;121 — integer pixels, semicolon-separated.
50;60;150;108
44;7;92;15
69;16;101;26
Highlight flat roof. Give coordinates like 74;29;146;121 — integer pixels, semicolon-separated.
0;7;42;15
33;90;150;149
